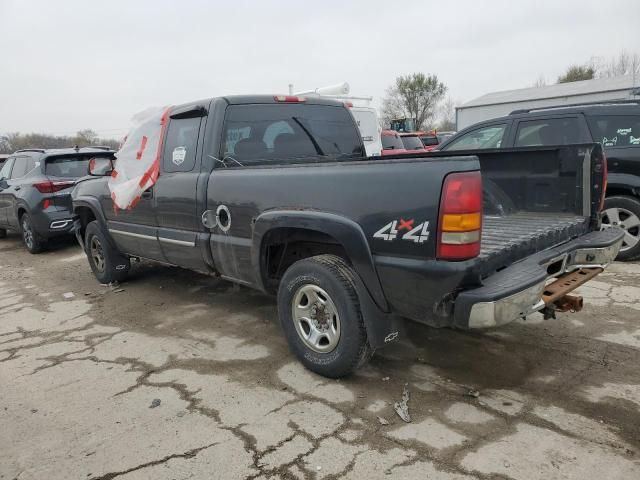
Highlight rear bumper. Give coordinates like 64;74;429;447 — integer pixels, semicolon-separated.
454;227;624;329
31;210;75;238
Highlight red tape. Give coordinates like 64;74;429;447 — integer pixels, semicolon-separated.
135;136;148;160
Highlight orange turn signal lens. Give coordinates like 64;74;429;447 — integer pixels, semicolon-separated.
441;212;482;232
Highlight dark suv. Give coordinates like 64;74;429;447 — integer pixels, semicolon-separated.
438;101;640;260
0;147;115;253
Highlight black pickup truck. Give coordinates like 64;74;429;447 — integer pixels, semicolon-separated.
71;95;623;377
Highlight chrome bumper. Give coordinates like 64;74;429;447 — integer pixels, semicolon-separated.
467;239;623;329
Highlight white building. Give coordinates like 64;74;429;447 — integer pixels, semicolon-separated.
457;74;640;130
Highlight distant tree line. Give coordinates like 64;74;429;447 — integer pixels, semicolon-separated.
533;50;640;86
0;129;120;154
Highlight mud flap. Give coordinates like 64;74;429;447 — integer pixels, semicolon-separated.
352;272;401;349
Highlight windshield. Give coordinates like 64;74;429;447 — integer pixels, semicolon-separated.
587;115;640;148
382;133;404;150
220;104;364;164
46;154;114;178
401;135;424;150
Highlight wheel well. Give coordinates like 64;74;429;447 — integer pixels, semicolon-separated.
17;207;27;220
75;206;97;240
606;186;639;199
261;228;349;293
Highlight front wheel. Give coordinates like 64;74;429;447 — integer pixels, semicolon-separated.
277;254;372;378
601;196;640;261
20;212;45;254
84;220;130;284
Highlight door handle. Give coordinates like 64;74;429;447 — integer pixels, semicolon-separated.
13;186;21;191
141;187;153;199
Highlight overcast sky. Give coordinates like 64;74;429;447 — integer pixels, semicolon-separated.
1;0;638;138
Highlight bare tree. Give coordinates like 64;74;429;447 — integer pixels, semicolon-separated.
437;97;457;131
381;73;447;130
0;131;120;154
531;75;547;88
595;51;640;78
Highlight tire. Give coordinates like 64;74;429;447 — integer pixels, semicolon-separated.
0;228;6;239
84;220;130;284
277;254;372;378
601;196;640;261
20;212;45;254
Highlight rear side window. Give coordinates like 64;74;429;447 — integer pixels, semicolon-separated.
420;136;438;146
221;104;364;163
0;158;14;179
382;133;404;150
444;124;506;151
46;155;110;178
587;115;640;148
515;117;581;147
10;156;36;179
401;136;424;150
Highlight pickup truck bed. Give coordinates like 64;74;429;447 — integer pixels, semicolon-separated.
479;212;588;275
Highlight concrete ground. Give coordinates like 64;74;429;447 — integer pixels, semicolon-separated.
1;233;639;480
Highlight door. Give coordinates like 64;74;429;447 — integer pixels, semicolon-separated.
153;109;206;270
0;158;15;226
103;167;163;260
4;156;35;230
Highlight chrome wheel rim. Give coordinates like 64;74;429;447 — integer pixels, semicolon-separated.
89;236;106;273
22;218;34;250
601;207;640;252
291;284;340;353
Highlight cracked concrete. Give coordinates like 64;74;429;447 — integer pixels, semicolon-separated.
1;234;640;479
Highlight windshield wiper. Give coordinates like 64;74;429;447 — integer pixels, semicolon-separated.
291;117;325;156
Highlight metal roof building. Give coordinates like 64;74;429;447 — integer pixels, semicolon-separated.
456;74;640;129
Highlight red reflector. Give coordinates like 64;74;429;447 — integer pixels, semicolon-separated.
344;101;353;108
274;95;305;103
33;180;75;193
42;199;51;209
437;171;483;261
599;153;608;212
438;242;481;260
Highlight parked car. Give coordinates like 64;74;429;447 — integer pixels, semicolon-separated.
0;147;115;252
437;101;640;260
72;94;621;378
399;133;427;153
380;129;408;155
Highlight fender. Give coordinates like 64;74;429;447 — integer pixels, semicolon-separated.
607;173;640;196
72;196;119;251
252;210;389;312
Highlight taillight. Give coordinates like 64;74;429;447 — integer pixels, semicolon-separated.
599;153;608;212
33;180;75;193
343;101;353;108
437;171;482;260
274;95;306;103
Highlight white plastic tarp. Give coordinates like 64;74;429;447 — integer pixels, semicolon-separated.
108;106;171;210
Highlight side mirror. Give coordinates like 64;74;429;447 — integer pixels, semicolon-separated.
88;157;114;176
0;178;8;190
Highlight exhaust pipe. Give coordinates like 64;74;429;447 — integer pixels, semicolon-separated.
554;294;583;312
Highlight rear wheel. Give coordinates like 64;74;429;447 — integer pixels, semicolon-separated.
601;196;640;261
0;228;6;239
277;254;372;378
84;220;130;284
20;212;45;254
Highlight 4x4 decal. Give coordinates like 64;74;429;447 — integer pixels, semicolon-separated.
373;219;430;243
